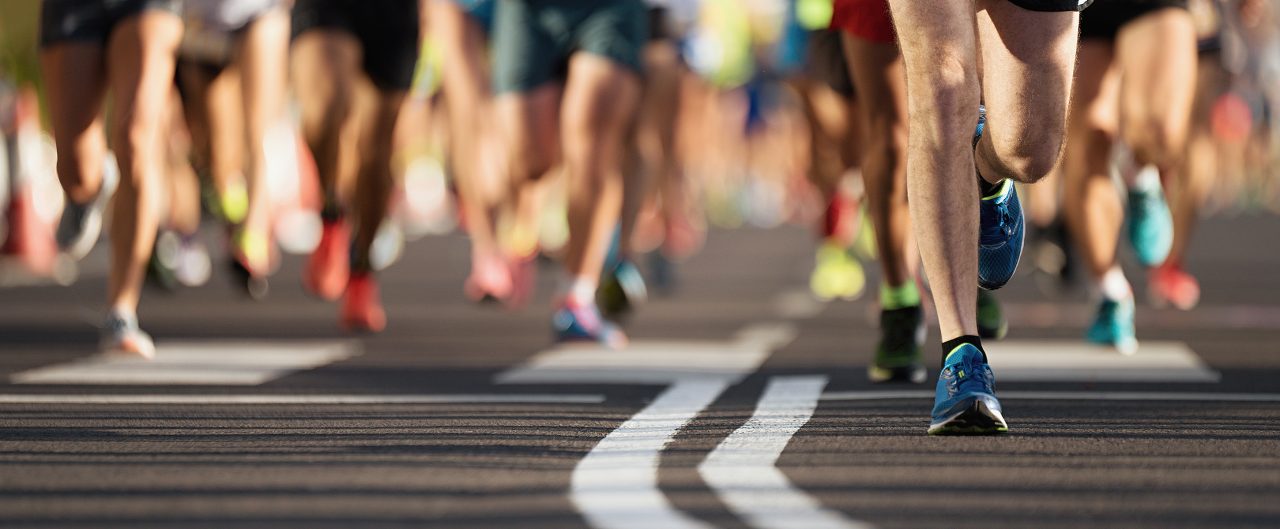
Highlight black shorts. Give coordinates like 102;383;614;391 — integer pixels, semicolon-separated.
805;30;854;99
291;0;420;92
40;0;182;48
1080;0;1189;40
648;6;670;42
1010;0;1094;12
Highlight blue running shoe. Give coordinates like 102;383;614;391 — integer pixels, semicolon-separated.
974;107;1025;290
553;299;628;349
1126;166;1173;267
928;344;1008;435
978;179;1025;290
1087;297;1138;355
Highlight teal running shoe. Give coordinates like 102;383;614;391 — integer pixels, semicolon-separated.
976;289;1008;340
1126;169;1173;267
553;299;628;349
1087;297;1138;355
868;305;927;384
975;107;1025;291
598;259;648;319
928;344;1008;435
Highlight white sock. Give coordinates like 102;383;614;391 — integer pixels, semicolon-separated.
1131;164;1161;192
560;275;598;305
1099;266;1132;302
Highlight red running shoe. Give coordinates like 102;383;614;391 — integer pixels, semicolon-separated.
342;272;386;332
1149;263;1200;311
305;219;350;300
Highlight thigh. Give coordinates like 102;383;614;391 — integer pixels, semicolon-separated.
1115;8;1197;135
975;0;1078;153
105;10;184;141
290;30;361;124
1071;40;1119;137
40;44;109;150
561;53;641;151
496;84;563;178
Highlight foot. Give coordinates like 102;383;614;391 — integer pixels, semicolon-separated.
305;218;350;301
809;241;865;301
598;259;648;319
868;305;927;384
1126;167;1173;267
928;343;1008;435
341;272;387;332
100;311;155;359
57;163;118;260
1087;296;1138;355
976;289;1009;340
464;251;514;304
1149;262;1200;311
552;298;628;349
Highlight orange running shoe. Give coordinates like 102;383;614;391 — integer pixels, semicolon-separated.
305;219;350;300
1150;262;1200;311
341;272;386;332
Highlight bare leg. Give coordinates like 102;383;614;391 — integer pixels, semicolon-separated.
1062;41;1122;281
1116;8;1197;171
105;12;183;314
842;35;913;288
40;44;108;205
292;31;361;209
236;8;290;248
350;92;405;272
885;0;981;340
561;54;641;285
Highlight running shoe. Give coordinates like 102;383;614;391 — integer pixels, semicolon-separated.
974;106;1025;291
868;305;927;384
100;310;155;359
57;161;117;260
1087;296;1138;355
978;178;1025;291
464;251;513;304
305;218;350;301
928;343;1008;435
976;289;1008;340
230;228;272;300
1126;167;1173;267
810;242;866;301
598;259;648;319
552;298;628;349
341;272;386;332
1149;262;1200;311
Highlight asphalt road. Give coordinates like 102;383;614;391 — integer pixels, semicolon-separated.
0;215;1277;529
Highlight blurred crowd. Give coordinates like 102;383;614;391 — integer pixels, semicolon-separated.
0;0;1276;359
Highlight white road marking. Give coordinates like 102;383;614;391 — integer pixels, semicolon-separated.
820;391;1280;403
700;376;873;529
497;330;786;529
0;393;605;405
773;289;826;319
10;341;360;385
982;340;1219;383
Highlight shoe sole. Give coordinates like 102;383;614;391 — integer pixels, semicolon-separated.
928;395;1008;435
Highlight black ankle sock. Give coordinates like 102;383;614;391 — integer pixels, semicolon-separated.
321;202;345;222
941;335;986;368
977;170;1000;198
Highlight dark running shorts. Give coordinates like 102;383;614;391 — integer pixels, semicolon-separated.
1080;0;1189;40
40;0;182;48
291;0;421;92
491;0;648;94
1010;0;1094;11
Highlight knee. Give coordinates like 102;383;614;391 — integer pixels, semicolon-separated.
1124;115;1188;165
989;128;1064;184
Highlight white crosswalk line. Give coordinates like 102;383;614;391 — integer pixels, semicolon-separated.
496;328;785;529
982;340;1219;382
10;341;360;385
0;393;606;404
700;376;874;529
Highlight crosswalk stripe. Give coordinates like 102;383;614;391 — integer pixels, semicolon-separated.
0;393;606;404
9;341;360;385
700;376;874;529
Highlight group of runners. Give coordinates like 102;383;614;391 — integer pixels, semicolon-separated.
6;0;1256;434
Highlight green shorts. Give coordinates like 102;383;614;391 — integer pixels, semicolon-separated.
492;0;648;94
